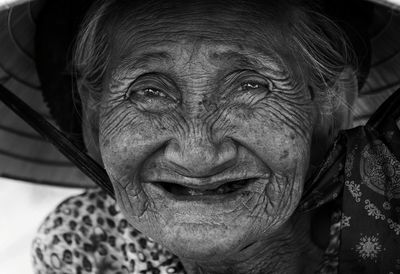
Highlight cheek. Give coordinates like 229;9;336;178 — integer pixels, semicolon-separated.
98;105;177;220
214;102;314;224
231;111;313;175
99;109;168;180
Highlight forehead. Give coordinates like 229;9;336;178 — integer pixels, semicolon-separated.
113;43;286;79
107;1;295;74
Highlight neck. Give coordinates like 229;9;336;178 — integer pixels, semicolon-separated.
180;212;322;274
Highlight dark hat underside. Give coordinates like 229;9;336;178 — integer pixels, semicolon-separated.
0;0;399;188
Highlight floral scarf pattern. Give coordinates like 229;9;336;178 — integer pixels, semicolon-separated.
300;89;400;273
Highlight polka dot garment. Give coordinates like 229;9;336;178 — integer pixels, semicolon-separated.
32;188;185;274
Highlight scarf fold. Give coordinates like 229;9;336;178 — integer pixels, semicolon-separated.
300;88;400;273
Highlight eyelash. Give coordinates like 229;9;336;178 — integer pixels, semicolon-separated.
135;88;167;98
130;82;264;101
126;83;173;103
240;82;262;91
229;70;273;93
126;72;271;103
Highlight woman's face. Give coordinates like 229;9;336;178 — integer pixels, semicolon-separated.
92;2;316;262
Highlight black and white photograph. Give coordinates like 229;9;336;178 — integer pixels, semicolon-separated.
0;0;400;273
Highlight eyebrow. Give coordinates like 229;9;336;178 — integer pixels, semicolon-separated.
211;51;298;91
210;50;286;75
210;51;267;67
117;51;174;73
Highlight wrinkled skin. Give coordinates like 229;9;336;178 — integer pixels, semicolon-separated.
82;2;327;273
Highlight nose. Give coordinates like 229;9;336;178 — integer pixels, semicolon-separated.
163;135;238;177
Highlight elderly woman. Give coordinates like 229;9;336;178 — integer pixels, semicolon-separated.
28;0;400;273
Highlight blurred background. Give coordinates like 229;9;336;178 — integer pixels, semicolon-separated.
0;2;94;272
0;178;81;274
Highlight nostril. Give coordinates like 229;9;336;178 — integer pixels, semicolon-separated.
163;138;238;177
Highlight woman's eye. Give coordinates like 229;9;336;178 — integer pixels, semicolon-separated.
124;73;179;110
239;82;263;92
241;82;260;90
135;88;167;98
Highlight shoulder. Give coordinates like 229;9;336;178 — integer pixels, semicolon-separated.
32;188;184;274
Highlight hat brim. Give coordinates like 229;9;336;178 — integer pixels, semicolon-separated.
353;2;400;126
0;0;94;187
0;0;399;188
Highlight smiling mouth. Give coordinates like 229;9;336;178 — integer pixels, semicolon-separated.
154;178;256;196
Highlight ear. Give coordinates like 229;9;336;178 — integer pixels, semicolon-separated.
76;81;104;166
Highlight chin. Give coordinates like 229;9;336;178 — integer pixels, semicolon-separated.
113;163;304;264
158;221;256;261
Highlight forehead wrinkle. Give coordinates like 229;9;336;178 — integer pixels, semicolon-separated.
116;51;174;75
209;50;286;75
105;0;301;80
111;42;290;84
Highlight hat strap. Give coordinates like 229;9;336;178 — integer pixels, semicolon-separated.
0;84;115;198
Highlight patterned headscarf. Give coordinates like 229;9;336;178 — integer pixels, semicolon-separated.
300;88;400;273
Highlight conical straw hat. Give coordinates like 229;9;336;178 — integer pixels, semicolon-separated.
0;0;93;187
0;0;399;188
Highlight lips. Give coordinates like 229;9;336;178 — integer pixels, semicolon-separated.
152;178;257;196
